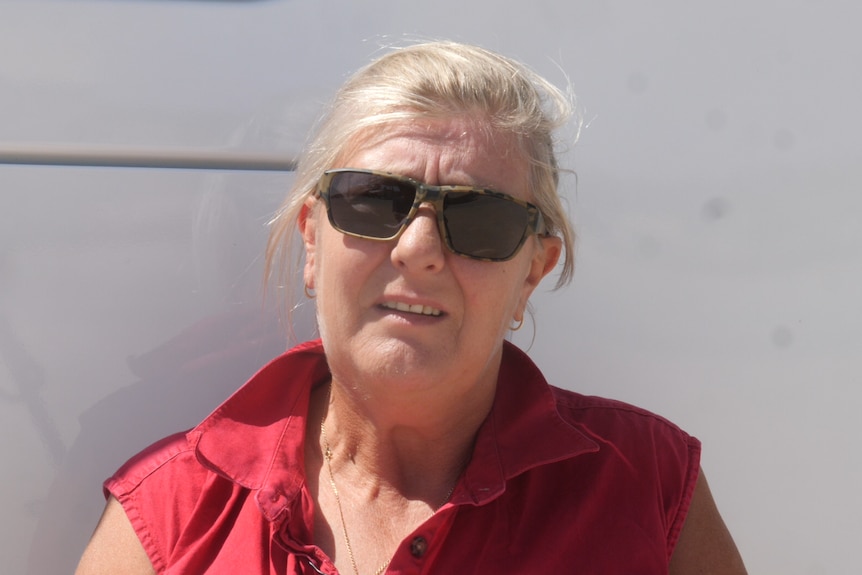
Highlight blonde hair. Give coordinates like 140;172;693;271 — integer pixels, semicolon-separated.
266;41;577;309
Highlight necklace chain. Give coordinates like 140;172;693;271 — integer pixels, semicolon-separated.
319;395;457;575
321;418;391;575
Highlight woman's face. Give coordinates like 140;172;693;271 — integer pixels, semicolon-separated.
300;118;561;406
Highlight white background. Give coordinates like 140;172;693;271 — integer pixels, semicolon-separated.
1;1;860;573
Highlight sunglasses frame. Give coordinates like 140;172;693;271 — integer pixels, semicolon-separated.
315;168;547;262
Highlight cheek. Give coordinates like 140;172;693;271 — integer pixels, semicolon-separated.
314;231;386;312
460;264;525;325
314;227;354;282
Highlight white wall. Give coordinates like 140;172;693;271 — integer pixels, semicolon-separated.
1;1;860;573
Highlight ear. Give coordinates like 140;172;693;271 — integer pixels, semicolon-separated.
298;197;319;291
513;235;562;322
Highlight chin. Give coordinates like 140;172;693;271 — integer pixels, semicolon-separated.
372;334;442;366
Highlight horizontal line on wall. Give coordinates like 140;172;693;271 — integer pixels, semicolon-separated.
0;143;297;172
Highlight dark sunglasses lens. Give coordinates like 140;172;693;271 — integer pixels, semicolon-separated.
327;172;416;238
443;192;530;260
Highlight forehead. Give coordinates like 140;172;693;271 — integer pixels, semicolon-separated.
336;118;530;196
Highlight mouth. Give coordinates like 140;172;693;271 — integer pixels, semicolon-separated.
380;301;443;317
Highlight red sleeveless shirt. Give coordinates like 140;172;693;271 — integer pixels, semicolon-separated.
106;339;700;574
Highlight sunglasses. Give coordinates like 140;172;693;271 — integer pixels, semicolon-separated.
315;169;547;261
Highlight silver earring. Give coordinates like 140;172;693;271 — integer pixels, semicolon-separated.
304;285;316;299
510;317;524;331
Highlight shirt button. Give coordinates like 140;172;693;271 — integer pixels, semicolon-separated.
410;536;428;558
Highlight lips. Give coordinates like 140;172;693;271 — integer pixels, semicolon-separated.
380;301;443;317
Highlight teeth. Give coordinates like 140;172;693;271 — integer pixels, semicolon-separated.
382;301;442;316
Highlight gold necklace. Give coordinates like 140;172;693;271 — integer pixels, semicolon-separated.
320;418;390;575
319;406;458;575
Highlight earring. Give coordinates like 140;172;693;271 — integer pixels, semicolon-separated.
510;317;524;331
304;285;316;299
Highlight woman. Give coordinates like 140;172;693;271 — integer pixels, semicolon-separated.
76;41;747;574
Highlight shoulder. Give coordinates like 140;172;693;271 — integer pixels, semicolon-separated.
551;386;699;454
549;387;701;511
104;431;222;536
550;387;701;548
103;432;235;572
533;388;702;560
105;431;203;499
497;342;700;480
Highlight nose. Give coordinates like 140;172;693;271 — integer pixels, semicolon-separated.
390;204;445;273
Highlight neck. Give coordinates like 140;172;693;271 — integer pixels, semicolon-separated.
311;378;491;505
306;370;497;575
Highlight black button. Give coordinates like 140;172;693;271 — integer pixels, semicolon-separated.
410;536;428;558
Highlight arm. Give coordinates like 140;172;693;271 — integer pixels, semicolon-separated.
75;496;156;575
669;469;748;575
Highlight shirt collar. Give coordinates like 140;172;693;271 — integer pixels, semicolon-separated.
187;339;327;520
187;339;598;516
458;341;599;505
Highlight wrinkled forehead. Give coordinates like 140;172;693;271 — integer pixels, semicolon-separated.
332;117;531;192
340;114;523;157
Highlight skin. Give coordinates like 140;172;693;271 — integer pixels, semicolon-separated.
670;473;749;574
75;117;746;574
75;496;155;575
